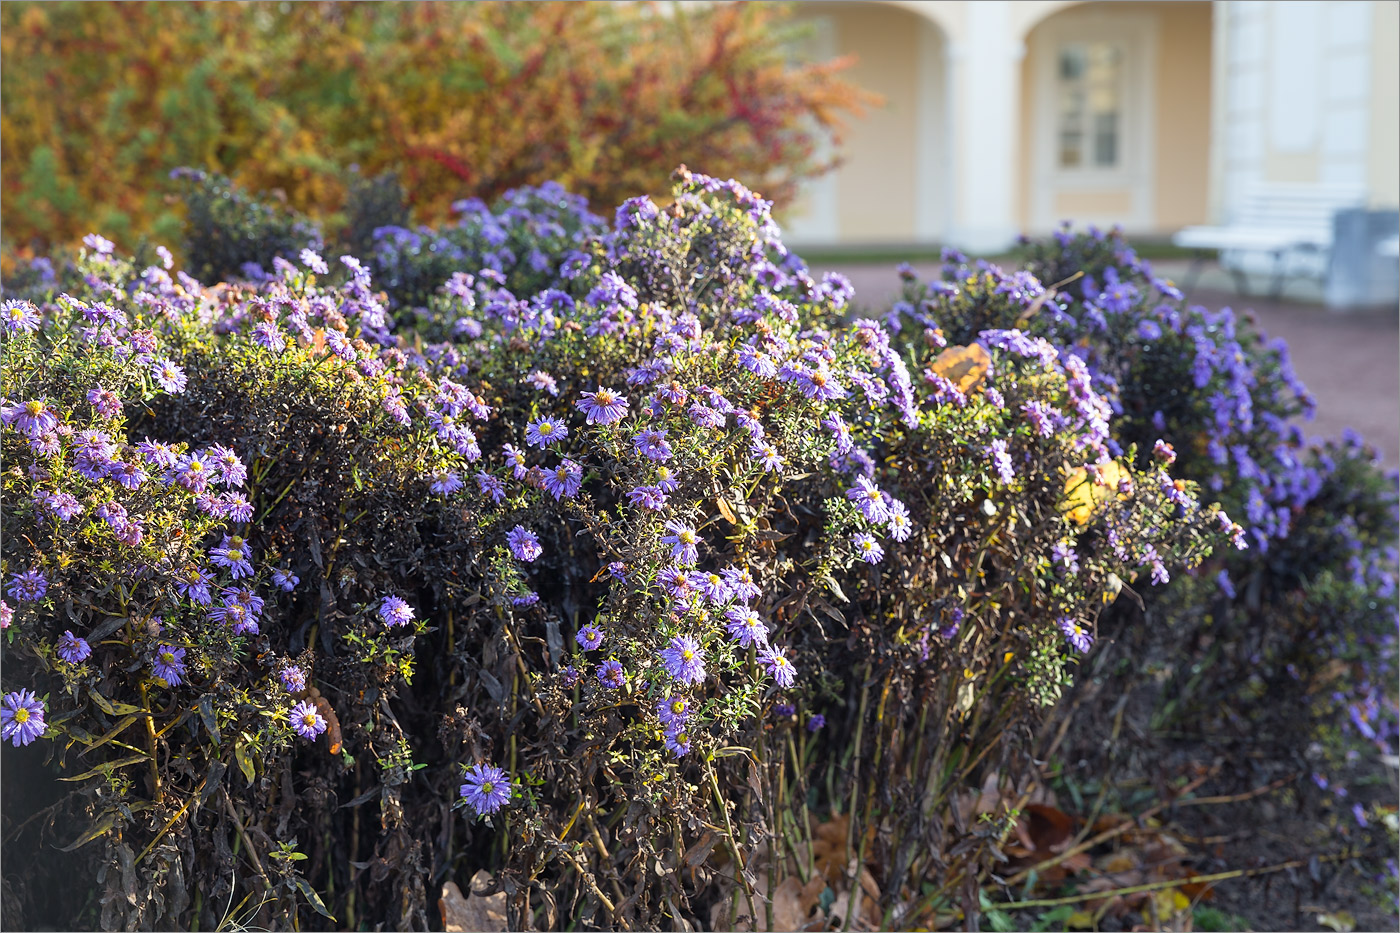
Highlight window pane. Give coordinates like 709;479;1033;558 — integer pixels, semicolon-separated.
1093;112;1118;166
1058;40;1122;170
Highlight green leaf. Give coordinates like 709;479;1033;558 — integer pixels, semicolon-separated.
294;877;336;921
234;740;255;785
59;810;118;851
77;713;142;753
59;753;151;782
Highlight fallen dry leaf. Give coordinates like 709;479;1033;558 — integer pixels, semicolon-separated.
440;871;507;932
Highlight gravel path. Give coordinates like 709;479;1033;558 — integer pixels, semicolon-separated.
809;259;1399;468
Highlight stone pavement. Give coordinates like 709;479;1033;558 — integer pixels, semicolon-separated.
808;259;1399;468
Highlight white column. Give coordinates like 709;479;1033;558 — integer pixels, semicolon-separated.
944;0;1023;255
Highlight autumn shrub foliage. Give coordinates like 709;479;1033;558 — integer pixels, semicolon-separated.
0;171;1237;930
0;1;870;256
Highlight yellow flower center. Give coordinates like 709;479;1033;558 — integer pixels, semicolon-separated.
25;400;43;416
13;708;29;724
810;371;827;386
679;530;695;545
481;781;495;794
682;649;694;661
671;700;685;714
708;574;721;586
161;652;175;665
596;390;615;404
189;461;204;472
539;422;553;434
302;712;317;727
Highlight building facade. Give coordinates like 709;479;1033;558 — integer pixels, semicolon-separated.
782;0;1400;254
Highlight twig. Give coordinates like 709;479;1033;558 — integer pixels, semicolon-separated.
991;850;1358;911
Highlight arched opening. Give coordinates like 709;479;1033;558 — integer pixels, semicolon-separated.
782;2;951;248
1018;1;1214;236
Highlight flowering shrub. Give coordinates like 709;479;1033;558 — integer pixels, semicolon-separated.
1;178;1230;930
888;229;1398;779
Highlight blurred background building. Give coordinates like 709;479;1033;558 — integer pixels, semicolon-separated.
782;0;1400;257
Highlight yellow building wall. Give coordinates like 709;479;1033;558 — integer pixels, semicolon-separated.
1151;1;1213;230
1369;0;1400;208
822;3;921;242
1018;1;1212;234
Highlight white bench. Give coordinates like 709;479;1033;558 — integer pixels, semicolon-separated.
1172;183;1366;298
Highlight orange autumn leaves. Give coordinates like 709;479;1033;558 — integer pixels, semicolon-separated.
1;1;873;255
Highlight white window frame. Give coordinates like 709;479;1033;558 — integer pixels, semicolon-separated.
1029;9;1157;232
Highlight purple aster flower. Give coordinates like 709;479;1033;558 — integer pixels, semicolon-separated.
7;569;48;603
280;666;308;693
2;300;41;335
527;370;559;396
525;417;567;448
633;428;673;461
175;565;213;605
252;321;286;352
459;764;514;816
807;714;826;733
431;471;464;495
627;484;668;511
576;387;629;425
792;365;847;401
475;471;506;503
151;359;187;394
511;592;540;608
853;533;885;564
607;561;627;581
379;595;415;627
1058;616;1093;653
507;525;542;562
987;439;1015;484
661;521;699;566
695;569;730;605
174;453;213;493
886;501;913;542
0;601;11;630
659;635;706;685
543;459;583;500
721;567;760;603
290;699;327;740
56;630;92;663
759;646;797;687
657;695;691;729
207;446;247;487
653;464;679;493
208;534;254;579
724;606;768;648
1;690;47;747
107;459;148;490
774;703;796;719
576;625;604;650
663;724;693;758
40;491;84;522
502;443;529;479
271;568;299;592
87;385;123;419
751;443;783;473
1152;439;1177;465
300;248;329;275
596;659;625;689
220;492;254;523
686;403;726;430
7;398;59;437
846;477;891;524
83;232;115;255
137;438;179;470
152;644;187;686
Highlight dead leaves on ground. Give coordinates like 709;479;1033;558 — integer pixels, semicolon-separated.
708;813;884;932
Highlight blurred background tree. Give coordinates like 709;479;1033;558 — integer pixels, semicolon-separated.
0;0;872;257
